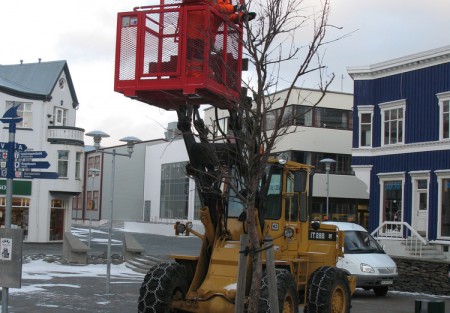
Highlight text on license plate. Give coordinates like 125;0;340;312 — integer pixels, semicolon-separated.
381;280;393;285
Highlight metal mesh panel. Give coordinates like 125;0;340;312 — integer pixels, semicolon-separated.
119;26;137;81
145;10;180;76
208;19;241;91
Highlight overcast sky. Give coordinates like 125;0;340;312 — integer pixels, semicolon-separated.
1;0;449;146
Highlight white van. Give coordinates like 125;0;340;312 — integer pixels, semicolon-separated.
323;221;398;296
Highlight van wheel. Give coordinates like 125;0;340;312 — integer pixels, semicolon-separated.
373;286;389;297
138;262;188;313
305;266;351;313
259;269;298;313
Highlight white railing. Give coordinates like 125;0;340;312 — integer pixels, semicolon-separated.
370;221;427;258
47;126;84;145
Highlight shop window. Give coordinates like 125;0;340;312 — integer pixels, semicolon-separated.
50;199;66;241
379;174;404;232
440;177;450;238
0;197;30;240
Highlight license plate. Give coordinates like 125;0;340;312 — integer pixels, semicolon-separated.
381;280;393;285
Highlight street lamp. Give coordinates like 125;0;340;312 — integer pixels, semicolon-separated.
87;168;101;248
320;158;336;220
86;130;141;293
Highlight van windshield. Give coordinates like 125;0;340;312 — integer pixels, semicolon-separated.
344;231;384;254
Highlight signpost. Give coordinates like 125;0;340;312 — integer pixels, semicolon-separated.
0;105;58;313
18;151;48;159
18;161;51;169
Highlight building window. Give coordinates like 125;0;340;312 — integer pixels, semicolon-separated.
436;170;450;239
94;156;101;171
160;162;189;219
294;106;313;126
87;191;99;211
50;199;66;241
214;117;229;137
0;197;30;241
437;92;450;140
75;152;82;180
380;100;405;146
87;155;101;175
263;105;353;131
360;113;372;146
58;151;69;178
72;194;83;219
378;173;404;232
6;101;32;128
54;107;68;126
358;105;374;147
310;152;353;175
441;178;450;237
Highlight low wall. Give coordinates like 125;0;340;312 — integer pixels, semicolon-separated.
392;257;450;295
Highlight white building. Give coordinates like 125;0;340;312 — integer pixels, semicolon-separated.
127;87;369;230
0;60;84;242
77;87;369;232
78;139;166;224
203;87;369;226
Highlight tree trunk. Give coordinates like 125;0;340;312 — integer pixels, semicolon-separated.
246;206;262;313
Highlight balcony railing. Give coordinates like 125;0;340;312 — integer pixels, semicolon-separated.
47;126;85;146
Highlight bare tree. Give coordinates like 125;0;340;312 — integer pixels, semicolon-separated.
170;0;341;311
229;0;339;311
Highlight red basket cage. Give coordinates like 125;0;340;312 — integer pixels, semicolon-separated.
114;2;244;110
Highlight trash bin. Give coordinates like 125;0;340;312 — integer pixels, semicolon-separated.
415;299;445;313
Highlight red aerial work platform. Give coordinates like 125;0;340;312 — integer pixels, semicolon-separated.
114;1;244;110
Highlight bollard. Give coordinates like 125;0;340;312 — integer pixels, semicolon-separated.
414;299;445;313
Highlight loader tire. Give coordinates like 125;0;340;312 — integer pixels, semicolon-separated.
138;262;188;313
304;266;351;313
259;268;298;313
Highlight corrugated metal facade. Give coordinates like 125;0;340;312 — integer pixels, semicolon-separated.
351;55;450;240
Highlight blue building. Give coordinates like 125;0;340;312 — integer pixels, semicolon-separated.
348;46;450;255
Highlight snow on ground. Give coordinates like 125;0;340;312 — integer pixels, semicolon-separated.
10;258;142;294
123;221;204;237
71;227;123;245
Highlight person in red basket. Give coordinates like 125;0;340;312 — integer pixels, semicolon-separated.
185;0;255;77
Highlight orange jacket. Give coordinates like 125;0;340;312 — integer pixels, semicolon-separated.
185;0;242;40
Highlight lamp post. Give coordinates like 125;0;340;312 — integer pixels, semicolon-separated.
87;168;101;248
320;158;336;220
86;130;141;293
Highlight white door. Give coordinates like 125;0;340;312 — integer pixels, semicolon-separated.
413;180;428;236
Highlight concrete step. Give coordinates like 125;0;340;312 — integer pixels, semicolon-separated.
125;255;162;274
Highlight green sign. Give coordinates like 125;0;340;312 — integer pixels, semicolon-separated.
0;180;32;196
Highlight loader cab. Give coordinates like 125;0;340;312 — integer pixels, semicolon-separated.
261;160;310;224
223;160;311;241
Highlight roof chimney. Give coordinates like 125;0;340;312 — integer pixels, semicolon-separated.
38;58;41;63
20;60;23;64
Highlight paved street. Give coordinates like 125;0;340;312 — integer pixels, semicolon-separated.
0;225;448;312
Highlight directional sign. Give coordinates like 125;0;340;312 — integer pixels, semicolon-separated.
19;151;48;159
17;161;50;169
0;142;27;151
21;171;58;179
